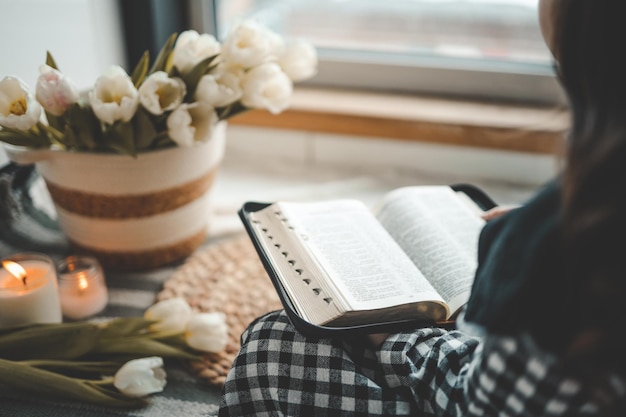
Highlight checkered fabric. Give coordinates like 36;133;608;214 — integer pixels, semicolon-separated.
218;311;625;416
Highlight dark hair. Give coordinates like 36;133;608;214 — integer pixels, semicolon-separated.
554;0;626;376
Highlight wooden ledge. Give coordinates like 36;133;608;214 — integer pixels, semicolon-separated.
229;87;570;155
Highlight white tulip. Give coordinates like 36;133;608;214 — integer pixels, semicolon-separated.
185;312;228;353
278;39;318;82
35;65;80;116
172;30;221;75
144;297;193;333
138;71;186;115
221;19;285;68
241;63;293;114
113;357;166;398
89;65;139;125
0;76;42;130
194;70;242;108
166;101;219;147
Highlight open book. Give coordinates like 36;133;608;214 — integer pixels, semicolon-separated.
239;184;496;336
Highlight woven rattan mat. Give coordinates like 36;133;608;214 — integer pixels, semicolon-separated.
156;234;282;388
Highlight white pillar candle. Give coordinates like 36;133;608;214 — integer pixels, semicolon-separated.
57;255;108;320
0;253;63;328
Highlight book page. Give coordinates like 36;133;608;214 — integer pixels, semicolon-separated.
277;200;446;313
374;186;486;314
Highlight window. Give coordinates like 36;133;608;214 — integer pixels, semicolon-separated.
189;0;564;105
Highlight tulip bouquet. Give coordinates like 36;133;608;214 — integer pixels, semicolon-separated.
0;19;317;156
0;298;228;408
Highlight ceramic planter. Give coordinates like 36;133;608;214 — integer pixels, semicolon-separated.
4;122;226;270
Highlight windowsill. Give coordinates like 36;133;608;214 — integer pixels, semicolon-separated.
229;87;569;155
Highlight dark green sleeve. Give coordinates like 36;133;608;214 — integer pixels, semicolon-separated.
463;180;568;352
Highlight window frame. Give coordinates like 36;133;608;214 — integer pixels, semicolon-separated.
188;0;565;106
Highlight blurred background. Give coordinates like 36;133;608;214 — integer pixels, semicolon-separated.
0;0;557;103
211;0;558;103
1;0;560;204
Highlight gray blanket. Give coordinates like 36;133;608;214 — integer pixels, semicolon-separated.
0;162;222;417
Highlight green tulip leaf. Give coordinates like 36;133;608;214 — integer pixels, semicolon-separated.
103;121;136;157
100;317;155;338
45;112;65;132
150;332;188;350
37;122;66;148
0;129;50;148
63;125;79;149
168;65;182;79
45;51;59;70
0;359;146;408
182;54;219;101
131;51;150;88
149;32;178;75
150;132;174;149
0;322;101;360
133;107;158;150
65;103;101;150
93;337;199;360
22;359;123;377
216;100;249;120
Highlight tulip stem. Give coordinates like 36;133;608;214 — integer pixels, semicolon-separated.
19;359;124;378
21;359;119;368
147;330;184;339
37;121;65;146
86;376;114;386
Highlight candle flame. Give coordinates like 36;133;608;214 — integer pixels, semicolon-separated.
2;260;27;285
79;276;89;291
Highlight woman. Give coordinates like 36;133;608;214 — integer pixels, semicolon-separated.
219;1;626;415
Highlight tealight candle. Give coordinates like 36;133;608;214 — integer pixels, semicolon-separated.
57;255;108;320
0;253;63;328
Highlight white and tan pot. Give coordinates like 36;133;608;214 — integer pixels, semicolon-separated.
5;122;226;270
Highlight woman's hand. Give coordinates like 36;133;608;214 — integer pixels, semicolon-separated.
367;333;390;348
481;204;520;221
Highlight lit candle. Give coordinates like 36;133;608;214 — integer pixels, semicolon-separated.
57;255;108;320
0;253;63;328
